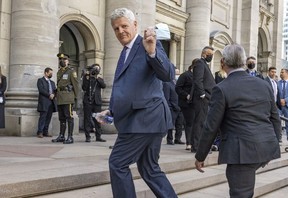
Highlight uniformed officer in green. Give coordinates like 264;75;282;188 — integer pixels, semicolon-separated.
52;53;79;144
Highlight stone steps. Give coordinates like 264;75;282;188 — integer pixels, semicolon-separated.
33;152;288;198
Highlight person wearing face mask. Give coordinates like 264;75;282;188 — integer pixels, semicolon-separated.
82;63;106;142
36;67;57;138
189;46;216;153
52;53;79;144
245;56;264;79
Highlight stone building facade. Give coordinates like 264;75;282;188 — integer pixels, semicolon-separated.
0;0;283;136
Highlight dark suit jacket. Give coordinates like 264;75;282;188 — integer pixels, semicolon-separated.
0;75;7;103
110;35;174;133
163;81;181;124
37;77;57;112
192;58;215;100
214;71;226;84
265;76;279;103
175;70;193;108
195;71;281;164
82;76;106;105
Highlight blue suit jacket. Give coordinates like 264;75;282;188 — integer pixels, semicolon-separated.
110;35;174;133
277;79;288;108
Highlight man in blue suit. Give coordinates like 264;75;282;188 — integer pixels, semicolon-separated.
278;68;288;141
98;8;177;198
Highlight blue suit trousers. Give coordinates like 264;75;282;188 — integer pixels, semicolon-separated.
109;133;177;198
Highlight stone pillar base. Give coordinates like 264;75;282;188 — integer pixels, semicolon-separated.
0;109;79;137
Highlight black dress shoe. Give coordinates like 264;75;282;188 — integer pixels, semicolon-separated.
191;148;197;153
167;141;174;145
96;138;106;142
174;140;185;144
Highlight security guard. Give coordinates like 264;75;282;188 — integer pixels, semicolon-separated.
52;53;79;144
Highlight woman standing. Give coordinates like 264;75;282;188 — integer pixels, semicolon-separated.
0;66;7;128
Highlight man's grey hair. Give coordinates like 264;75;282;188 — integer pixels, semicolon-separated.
222;44;246;69
110;8;135;23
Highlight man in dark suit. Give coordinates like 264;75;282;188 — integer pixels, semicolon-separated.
195;43;281;198
82;64;106;142
265;66;278;103
37;67;57;138
245;56;264;79
190;46;216;152
97;8;177;198
163;80;183;145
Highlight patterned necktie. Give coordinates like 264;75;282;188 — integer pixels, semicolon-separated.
115;46;128;78
282;80;286;99
48;80;52;94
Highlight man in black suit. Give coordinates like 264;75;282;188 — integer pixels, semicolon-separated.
82;64;106;142
37;67;57;138
195;43;281;198
245;56;264;79
190;46;216;152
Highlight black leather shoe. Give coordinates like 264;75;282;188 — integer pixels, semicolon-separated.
85;137;91;143
51;135;65;143
167;141;174;145
63;137;74;144
96;138;106;142
174;140;185;144
191;148;197;153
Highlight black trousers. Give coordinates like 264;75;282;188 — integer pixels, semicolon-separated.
37;101;54;135
180;105;194;145
167;111;184;142
83;103;102;139
191;97;209;150
226;163;267;198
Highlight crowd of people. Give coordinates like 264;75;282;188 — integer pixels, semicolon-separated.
0;7;285;198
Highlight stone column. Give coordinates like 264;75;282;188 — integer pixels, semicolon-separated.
184;0;211;69
272;0;284;70
0;1;11;76
169;36;177;66
4;0;60;136
241;0;259;56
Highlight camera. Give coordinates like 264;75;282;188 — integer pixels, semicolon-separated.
82;64;101;78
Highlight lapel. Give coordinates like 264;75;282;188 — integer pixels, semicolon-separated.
116;35;142;79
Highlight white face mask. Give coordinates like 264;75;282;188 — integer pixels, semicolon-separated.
175;75;180;81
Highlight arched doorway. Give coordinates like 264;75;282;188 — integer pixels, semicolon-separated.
209;31;233;74
258;27;272;76
59;14;103;130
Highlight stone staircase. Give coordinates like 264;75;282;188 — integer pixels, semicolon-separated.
33;148;288;198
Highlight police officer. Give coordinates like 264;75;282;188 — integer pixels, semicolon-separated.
52;53;79;144
82;63;106;142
